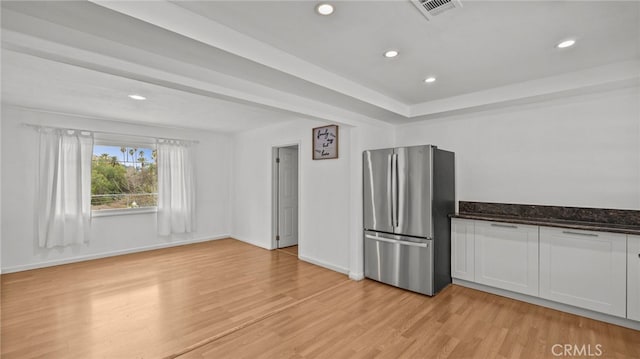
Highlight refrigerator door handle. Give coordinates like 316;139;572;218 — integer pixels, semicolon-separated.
393;153;399;228
364;234;429;248
396;151;404;230
387;153;394;227
390;153;398;228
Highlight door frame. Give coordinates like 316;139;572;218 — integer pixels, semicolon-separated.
271;141;301;251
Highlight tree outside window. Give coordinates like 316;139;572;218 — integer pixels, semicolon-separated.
91;145;157;210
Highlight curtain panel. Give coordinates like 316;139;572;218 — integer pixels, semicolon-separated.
157;139;196;236
37;128;94;248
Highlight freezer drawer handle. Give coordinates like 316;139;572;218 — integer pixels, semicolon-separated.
562;230;599;237
365;234;428;247
490;223;518;229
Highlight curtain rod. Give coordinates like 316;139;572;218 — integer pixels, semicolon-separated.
22;123;200;144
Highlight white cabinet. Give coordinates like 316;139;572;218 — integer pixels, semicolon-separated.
451;218;475;281
474;221;539;296
451;218;637;323
628;235;640;321
539;227;627;318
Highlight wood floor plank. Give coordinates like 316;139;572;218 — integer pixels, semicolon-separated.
2;238;639;358
277;245;298;256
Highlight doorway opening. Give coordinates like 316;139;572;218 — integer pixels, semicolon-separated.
272;144;299;252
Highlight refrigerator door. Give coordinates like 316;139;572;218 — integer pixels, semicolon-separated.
364;231;434;295
363;148;395;233
395;146;433;238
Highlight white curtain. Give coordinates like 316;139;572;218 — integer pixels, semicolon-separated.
157;139;196;236
37;128;94;248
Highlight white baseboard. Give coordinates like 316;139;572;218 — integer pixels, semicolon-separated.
349;272;364;281
453;279;640;331
1;234;229;274
298;254;349;275
231;236;273;250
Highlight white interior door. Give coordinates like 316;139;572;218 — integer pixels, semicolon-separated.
277;146;298;248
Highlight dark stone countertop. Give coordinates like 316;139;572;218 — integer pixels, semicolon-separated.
450;201;640;236
450;213;640;235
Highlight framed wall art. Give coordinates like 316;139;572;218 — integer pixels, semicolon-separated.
312;124;338;160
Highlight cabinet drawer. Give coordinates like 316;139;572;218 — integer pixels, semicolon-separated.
540;227;626;317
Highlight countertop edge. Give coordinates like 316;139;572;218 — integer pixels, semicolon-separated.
450;213;640;236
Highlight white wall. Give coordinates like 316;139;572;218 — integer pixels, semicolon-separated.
1;107;232;272
396;87;640;210
231;118;394;277
231;119;353;273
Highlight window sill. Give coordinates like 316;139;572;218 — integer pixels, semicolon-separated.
92;207;157;218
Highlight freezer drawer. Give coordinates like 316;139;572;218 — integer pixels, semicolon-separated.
364;231;434;295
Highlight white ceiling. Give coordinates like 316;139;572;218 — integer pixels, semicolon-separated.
1;50;296;132
1;0;639;132
175;0;640;104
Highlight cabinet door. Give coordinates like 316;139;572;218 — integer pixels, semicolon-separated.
451;218;475;281
475;221;539;296
629;235;640;321
540;227;626;317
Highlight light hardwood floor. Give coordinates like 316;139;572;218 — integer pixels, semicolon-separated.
2;238;639;358
278;245;298;256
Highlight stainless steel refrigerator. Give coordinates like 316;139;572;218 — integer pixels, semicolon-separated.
363;145;454;296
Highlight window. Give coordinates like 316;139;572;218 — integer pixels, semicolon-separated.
91;145;157;211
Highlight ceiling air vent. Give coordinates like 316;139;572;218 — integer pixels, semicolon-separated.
411;0;462;20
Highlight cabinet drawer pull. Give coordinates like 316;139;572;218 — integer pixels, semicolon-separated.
562;230;598;237
490;223;518;229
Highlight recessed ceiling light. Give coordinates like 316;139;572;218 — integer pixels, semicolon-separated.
316;3;334;16
556;39;576;49
424;77;436;83
384;50;399;58
128;94;146;101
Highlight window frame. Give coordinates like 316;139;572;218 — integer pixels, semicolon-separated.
91;135;158;217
